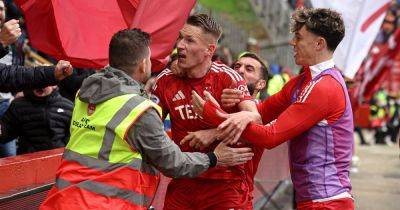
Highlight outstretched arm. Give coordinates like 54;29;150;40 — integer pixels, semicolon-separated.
127;108;254;178
199;76;345;149
0;60;73;92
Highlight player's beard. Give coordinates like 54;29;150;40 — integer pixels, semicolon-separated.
0;14;5;28
247;83;256;96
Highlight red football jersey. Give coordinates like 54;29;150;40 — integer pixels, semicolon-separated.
152;62;252;179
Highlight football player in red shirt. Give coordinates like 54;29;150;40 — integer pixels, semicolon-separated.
152;14;260;209
232;52;270;209
180;52;271;209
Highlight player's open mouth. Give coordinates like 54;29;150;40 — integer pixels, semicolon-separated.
178;52;186;60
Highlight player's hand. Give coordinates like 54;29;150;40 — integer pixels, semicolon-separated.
216;111;259;145
221;88;244;108
54;60;73;81
213;141;253;166
191;90;220;116
0;19;22;47
180;129;219;150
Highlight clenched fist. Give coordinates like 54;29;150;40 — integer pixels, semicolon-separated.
0;19;21;47
54;60;73;81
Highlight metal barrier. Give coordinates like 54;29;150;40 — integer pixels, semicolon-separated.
151;144;291;210
0;184;52;210
23;47;53;67
0;148;64;210
253;144;291;210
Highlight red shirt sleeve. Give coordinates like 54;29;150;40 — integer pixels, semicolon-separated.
257;75;300;123
151;72;170;119
234;79;253;102
243;75;345;149
219;66;253;102
202;101;225;125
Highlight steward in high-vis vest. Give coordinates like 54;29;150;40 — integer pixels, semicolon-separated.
40;29;253;210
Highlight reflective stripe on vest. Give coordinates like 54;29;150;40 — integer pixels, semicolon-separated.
55;177;152;206
54;93;162;208
62;149;158;175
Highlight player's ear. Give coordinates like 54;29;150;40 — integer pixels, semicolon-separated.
256;79;266;90
206;44;217;57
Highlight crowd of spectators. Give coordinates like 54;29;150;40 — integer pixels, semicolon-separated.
0;0;75;157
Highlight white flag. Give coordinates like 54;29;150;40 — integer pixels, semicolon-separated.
311;0;391;79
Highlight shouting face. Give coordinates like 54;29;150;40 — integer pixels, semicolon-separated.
176;24;213;71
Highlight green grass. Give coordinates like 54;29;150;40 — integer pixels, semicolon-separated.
198;0;267;39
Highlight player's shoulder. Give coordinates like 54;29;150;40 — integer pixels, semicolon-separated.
210;62;243;82
155;69;174;82
152;69;175;93
298;75;341;103
316;73;342;91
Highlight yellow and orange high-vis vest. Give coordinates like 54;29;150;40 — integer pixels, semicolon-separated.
41;93;162;210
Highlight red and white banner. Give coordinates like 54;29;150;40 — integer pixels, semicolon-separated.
311;0;391;79
354;29;400;103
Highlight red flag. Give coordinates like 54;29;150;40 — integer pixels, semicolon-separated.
354;28;400;104
388;56;400;96
14;0;195;71
117;0;140;27
15;0;128;68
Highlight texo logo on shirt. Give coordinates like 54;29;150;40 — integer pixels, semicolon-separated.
174;104;199;120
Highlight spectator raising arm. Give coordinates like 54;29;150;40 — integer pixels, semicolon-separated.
0;60;73;92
